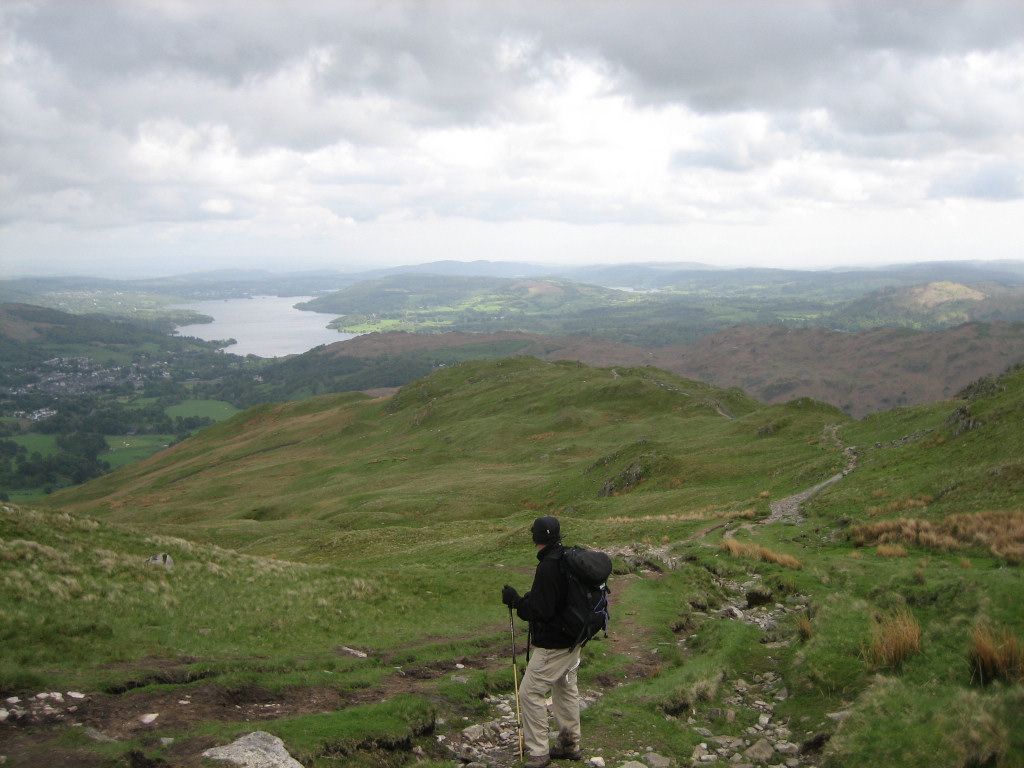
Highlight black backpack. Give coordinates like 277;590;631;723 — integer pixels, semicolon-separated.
558;546;612;648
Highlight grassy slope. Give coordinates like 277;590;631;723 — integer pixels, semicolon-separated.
4;359;1023;766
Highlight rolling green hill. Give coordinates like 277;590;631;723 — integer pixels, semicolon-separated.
3;359;1023;767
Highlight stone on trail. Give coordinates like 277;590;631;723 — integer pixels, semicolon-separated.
67;691;86;700
589;758;606;767
644;752;672;768
202;731;303;768
0;709;7;723
744;738;775;763
139;713;159;725
618;762;648;768
462;723;484;740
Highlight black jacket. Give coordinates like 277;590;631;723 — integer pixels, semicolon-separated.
516;543;574;648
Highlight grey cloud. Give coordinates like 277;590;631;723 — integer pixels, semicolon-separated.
929;163;1024;200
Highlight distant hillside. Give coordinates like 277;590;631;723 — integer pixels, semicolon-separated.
829;281;1024;330
296;274;629;325
668;322;1024;416
53;359;808;544
225;322;1024;417
0;303;217;373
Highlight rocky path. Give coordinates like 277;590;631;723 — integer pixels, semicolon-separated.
682;573;824;768
766;424;857;524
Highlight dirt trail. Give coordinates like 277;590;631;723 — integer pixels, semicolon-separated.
767;424;857;525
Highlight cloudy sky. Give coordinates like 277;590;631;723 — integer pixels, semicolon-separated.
2;0;1023;277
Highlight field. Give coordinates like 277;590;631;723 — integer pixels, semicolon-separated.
102;435;176;469
2;359;1023;766
163;399;240;421
10;434;58;457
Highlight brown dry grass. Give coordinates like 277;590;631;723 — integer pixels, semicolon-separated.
876;544;908;557
969;623;1024;685
866;608;921;669
849;510;1024;563
796;614;814;641
720;538;802;570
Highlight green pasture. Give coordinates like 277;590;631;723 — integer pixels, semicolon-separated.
10;433;59;456
164;398;239;421
102;434;175;468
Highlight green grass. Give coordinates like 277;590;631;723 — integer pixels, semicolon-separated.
2;358;1022;766
10;433;59;456
165;398;240;421
102;434;175;468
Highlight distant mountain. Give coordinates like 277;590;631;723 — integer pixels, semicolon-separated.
296;273;627;318
828;281;1024;330
207;319;1024;418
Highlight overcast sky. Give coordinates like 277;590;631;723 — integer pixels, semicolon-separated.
2;0;1023;277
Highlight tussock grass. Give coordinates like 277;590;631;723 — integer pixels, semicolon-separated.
720;538;802;570
875;544;908;558
796;614;814;641
969;623;1024;685
850;510;1024;563
866;608;921;670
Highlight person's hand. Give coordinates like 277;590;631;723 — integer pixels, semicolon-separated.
502;584;520;608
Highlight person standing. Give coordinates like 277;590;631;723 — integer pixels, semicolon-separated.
502;515;583;767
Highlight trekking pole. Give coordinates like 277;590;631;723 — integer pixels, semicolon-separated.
509;606;525;760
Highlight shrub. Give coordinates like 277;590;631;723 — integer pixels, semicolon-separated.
866;608;921;670
969;623;1024;685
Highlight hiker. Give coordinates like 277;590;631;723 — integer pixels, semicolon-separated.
502;515;582;767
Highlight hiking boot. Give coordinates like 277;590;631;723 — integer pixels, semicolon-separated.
523;755;551;768
550;743;583;761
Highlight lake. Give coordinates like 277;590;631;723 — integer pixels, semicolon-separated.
174;296;354;357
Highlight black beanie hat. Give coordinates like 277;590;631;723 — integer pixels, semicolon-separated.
531;515;561;545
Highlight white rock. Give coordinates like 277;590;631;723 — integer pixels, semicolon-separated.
160;737;175;746
202;731;303;768
35;692;49;700
178;700;191;705
49;692;64;702
462;723;484;740
0;709;8;722
455;663;466;669
340;646;367;658
5;697;19;705
139;713;159;725
758;714;771;726
589;758;606;768
67;692;86;700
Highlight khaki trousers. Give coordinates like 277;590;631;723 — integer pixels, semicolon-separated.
519;645;582;758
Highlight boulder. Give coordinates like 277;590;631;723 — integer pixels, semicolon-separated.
202;731;303;768
743;738;775;764
146;553;174;569
644;753;672;768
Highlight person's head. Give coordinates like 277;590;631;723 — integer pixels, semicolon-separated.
531;515;561;549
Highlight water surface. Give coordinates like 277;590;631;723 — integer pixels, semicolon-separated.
175;296;353;357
